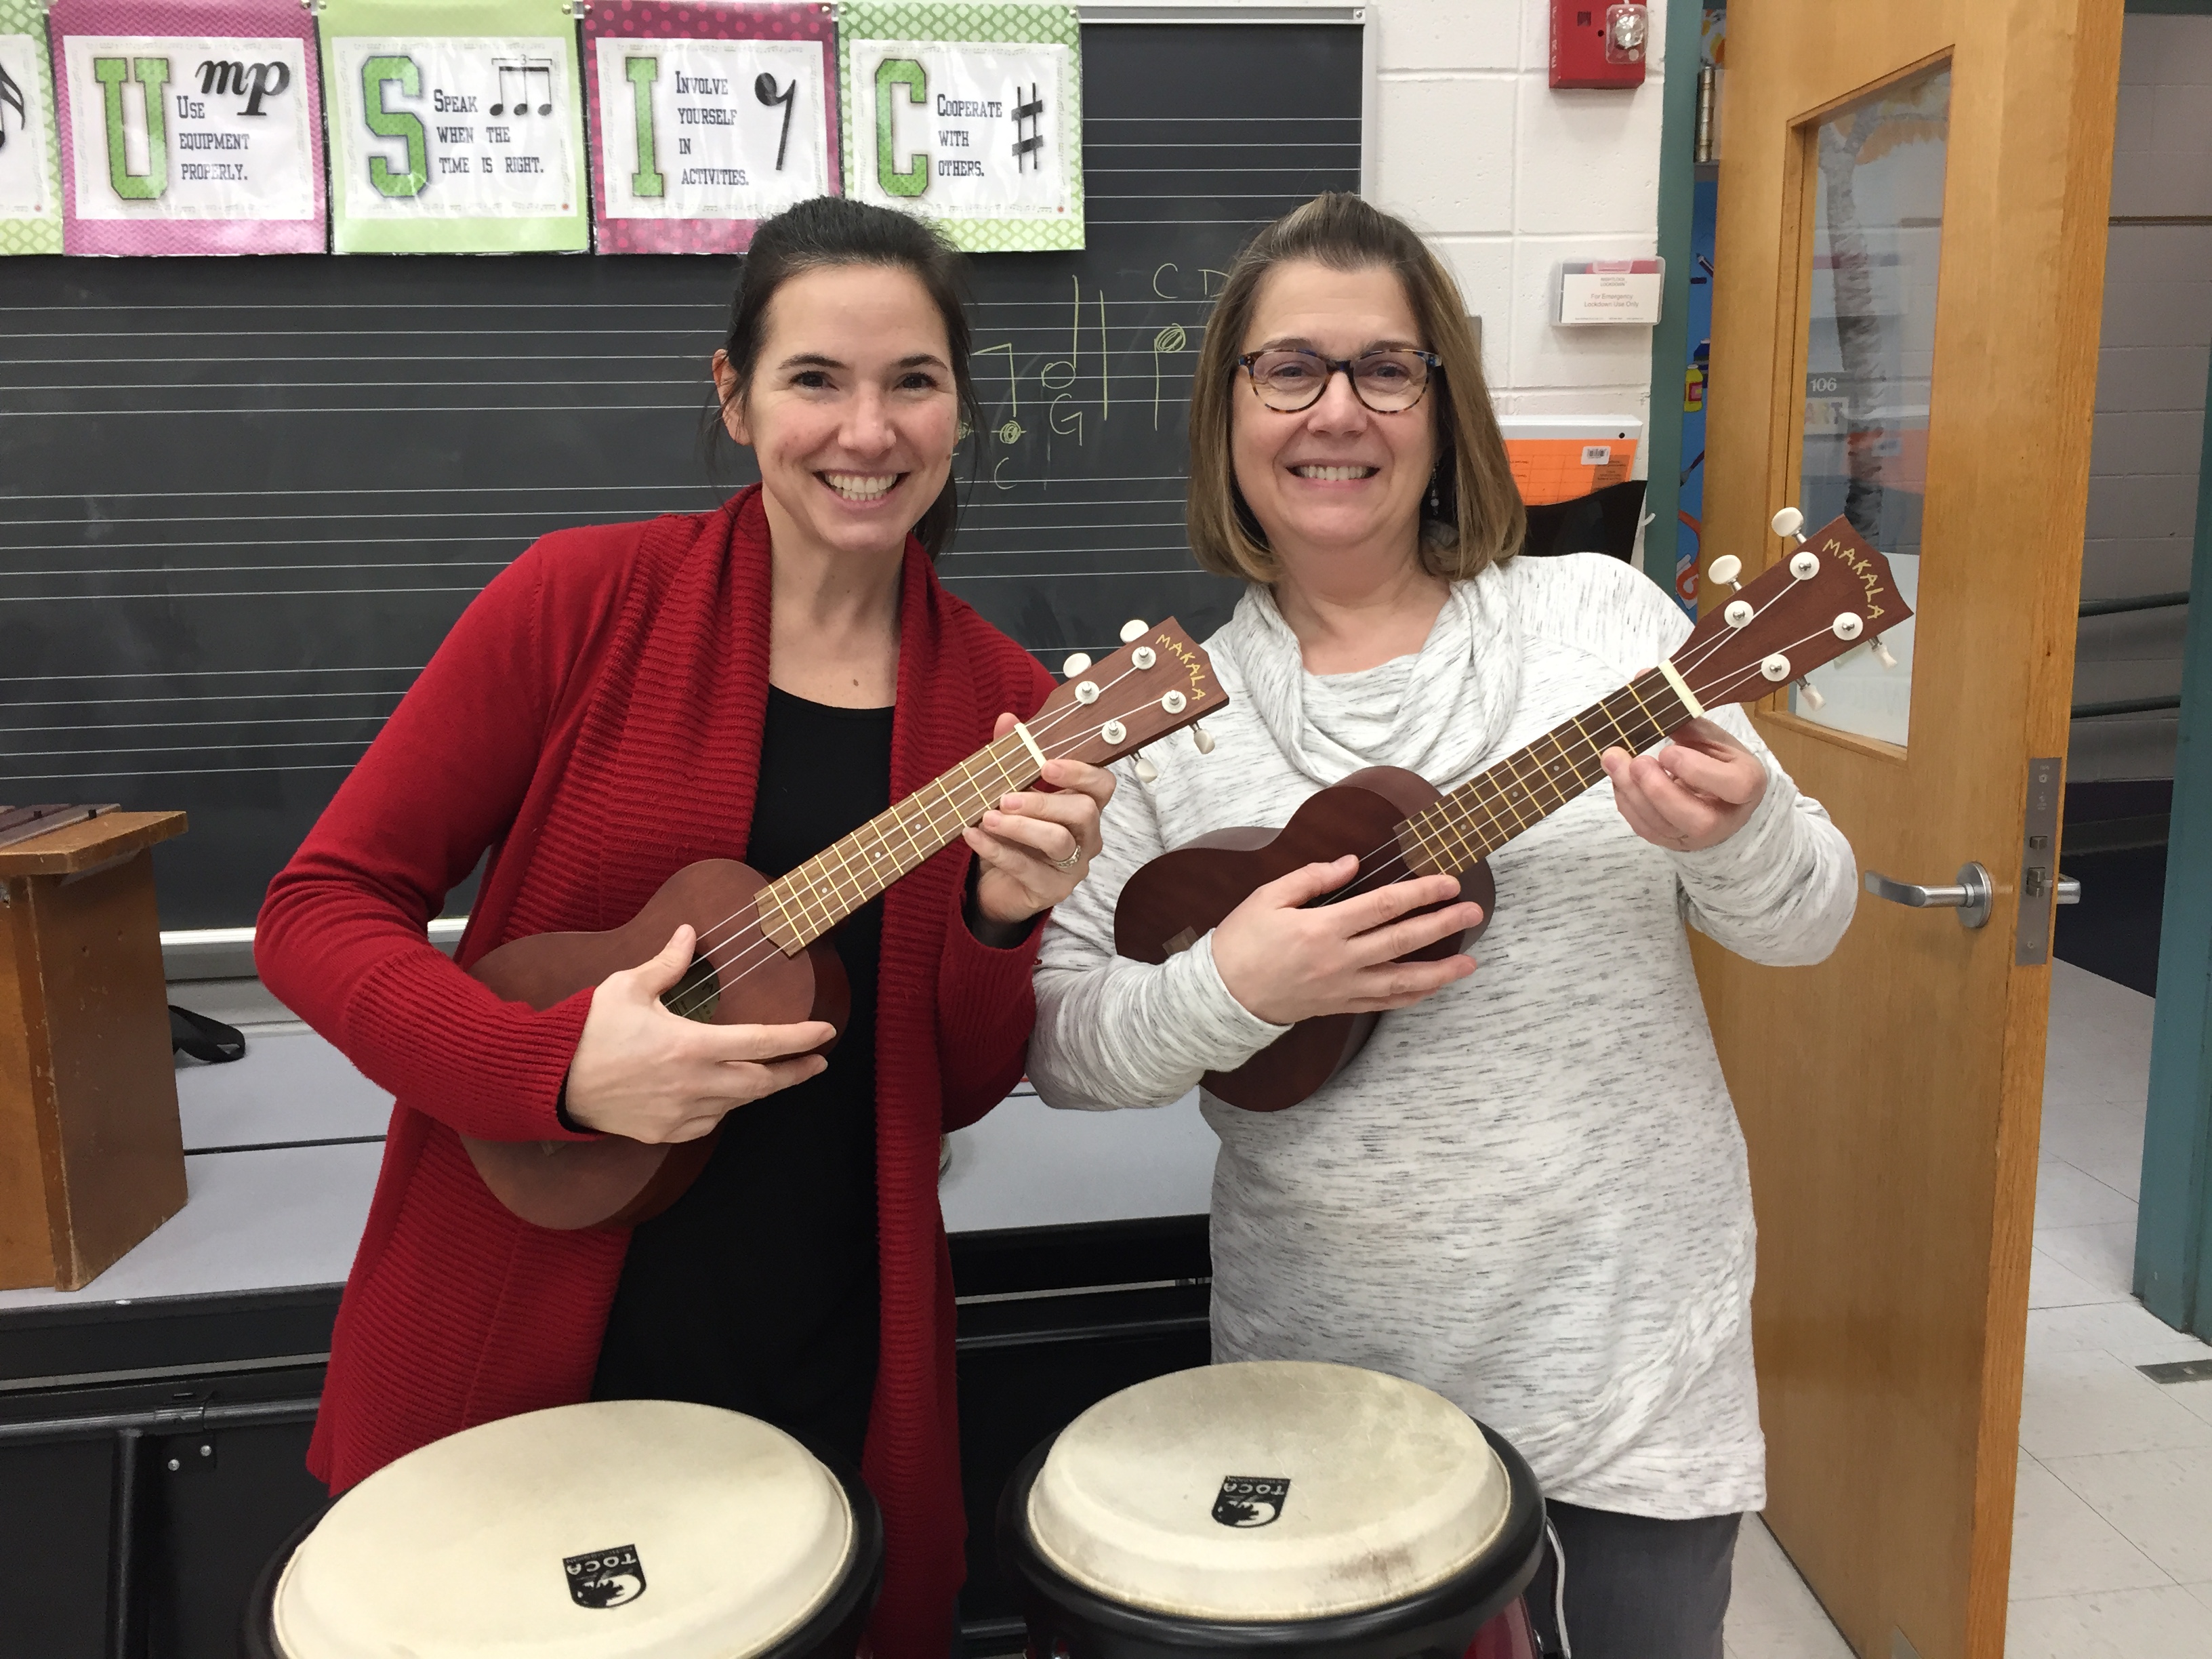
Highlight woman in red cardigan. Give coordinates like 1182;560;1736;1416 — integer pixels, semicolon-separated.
255;198;1113;1659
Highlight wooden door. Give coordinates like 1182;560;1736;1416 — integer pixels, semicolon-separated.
1700;4;2121;1656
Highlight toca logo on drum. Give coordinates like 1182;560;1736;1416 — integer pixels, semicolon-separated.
1211;1476;1290;1528
563;1544;647;1608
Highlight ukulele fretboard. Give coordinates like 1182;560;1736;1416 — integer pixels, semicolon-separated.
1396;665;1696;876
754;729;1042;953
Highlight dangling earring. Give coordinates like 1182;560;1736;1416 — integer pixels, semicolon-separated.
1421;464;1458;552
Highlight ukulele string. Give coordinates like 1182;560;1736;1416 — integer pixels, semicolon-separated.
659;695;1164;1021
655;660;1151;987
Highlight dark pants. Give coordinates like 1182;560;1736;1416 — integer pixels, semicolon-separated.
1523;1500;1742;1659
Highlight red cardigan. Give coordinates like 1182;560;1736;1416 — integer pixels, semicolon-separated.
257;489;1054;1659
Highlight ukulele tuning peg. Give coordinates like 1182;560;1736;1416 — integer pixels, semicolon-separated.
1061;652;1092;678
1795;678;1826;712
1707;554;1742;590
1872;638;1899;670
1189;722;1216;755
1120;619;1150;644
1133;754;1160;783
1769;506;1805;541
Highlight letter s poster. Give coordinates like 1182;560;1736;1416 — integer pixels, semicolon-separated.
0;0;64;254
840;2;1081;253
48;0;325;254
586;1;837;254
321;0;587;253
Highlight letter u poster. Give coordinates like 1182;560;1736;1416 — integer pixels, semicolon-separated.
47;0;325;253
321;0;588;253
585;1;838;254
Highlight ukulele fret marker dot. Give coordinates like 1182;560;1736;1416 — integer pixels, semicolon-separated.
1162;690;1187;714
1761;653;1792;682
1831;613;1863;640
1102;720;1128;745
1790;551;1820;580
1076;680;1101;704
1132;646;1157;670
1723;598;1755;628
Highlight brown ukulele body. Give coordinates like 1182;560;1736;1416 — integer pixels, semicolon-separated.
460;859;847;1231
1113;766;1494;1112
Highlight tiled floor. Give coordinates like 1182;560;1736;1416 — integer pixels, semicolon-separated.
1725;962;2212;1659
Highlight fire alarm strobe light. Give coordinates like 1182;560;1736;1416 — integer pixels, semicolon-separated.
1552;0;1650;90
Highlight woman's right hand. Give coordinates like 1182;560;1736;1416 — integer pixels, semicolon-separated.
1210;858;1483;1026
563;926;836;1143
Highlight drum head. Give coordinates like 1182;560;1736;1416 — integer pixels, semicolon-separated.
1025;1363;1518;1622
265;1400;869;1659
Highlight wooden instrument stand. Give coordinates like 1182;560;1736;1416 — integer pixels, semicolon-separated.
1;812;189;1290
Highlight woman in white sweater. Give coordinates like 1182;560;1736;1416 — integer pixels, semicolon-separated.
1026;194;1856;1658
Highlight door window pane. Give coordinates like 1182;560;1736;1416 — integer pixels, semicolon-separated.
1792;66;1949;746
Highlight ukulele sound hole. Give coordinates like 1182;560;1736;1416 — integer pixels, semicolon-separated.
661;954;721;1023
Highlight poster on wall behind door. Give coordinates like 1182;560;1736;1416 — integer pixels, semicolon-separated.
840;2;1082;253
0;0;64;253
321;0;587;253
49;0;323;253
584;1;838;254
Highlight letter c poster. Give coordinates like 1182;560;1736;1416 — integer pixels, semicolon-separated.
321;0;588;253
47;0;326;254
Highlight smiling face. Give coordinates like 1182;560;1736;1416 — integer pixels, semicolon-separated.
1229;260;1438;575
717;263;960;565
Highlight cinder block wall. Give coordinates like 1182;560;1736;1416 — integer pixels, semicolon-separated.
2074;11;2211;784
1368;0;1666;430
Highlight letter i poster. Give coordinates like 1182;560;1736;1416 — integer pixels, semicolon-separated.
840;2;1081;252
321;0;588;253
0;0;63;253
585;1;838;254
47;0;324;253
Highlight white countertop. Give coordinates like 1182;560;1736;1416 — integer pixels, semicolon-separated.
0;1001;1215;1313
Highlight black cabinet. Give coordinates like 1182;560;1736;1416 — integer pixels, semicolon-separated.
0;1216;1209;1659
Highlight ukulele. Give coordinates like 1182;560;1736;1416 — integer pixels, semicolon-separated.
1113;510;1912;1113
464;617;1224;1230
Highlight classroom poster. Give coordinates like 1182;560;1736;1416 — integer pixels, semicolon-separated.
585;1;836;253
48;0;324;255
321;0;588;253
840;2;1082;252
0;0;64;253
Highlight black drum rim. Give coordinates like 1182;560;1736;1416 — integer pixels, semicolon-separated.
240;1438;885;1659
997;1421;1545;1654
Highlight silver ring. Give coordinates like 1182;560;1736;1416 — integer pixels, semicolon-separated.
1048;847;1082;872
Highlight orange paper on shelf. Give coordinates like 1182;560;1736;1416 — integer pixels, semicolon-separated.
1505;437;1639;506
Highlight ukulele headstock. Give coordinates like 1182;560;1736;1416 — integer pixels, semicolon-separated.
1028;617;1222;770
1671;510;1913;714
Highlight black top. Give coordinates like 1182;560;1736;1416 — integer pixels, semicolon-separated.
592;687;894;1467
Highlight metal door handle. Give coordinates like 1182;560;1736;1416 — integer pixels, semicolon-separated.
1864;862;1993;928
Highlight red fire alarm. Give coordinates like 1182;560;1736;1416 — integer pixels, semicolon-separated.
1551;0;1650;89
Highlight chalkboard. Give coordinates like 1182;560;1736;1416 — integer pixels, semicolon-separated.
0;20;1361;930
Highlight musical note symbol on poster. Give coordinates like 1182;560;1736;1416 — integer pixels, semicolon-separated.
0;60;26;150
1010;81;1044;169
754;73;796;171
491;59;554;117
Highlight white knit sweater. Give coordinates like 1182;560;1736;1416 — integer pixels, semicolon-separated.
1027;552;1857;1517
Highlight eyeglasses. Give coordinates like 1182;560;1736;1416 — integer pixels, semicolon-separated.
1235;348;1442;413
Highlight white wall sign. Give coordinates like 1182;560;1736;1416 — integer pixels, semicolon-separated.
62;35;314;219
595;36;827;221
1556;258;1665;326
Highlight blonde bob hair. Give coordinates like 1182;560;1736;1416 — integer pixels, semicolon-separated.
1186;193;1524;584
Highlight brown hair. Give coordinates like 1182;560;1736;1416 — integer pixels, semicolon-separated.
710;197;983;558
1185;193;1524;583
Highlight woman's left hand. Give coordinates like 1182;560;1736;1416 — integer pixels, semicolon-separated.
963;711;1118;933
1600;718;1767;852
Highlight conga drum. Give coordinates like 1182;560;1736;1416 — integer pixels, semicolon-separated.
243;1399;883;1659
999;1362;1544;1659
